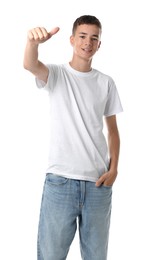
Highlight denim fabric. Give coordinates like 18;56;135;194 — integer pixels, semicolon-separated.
37;173;112;260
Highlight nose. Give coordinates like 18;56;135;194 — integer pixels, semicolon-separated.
85;37;92;46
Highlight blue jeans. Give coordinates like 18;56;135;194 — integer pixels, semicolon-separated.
37;173;112;260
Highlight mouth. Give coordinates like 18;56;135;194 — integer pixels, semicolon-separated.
82;48;92;53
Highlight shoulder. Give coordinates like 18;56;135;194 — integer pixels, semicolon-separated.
92;68;116;88
46;63;63;72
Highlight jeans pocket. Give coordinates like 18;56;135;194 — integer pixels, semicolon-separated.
46;173;68;186
102;184;112;189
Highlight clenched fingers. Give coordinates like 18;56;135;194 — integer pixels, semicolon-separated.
27;27;60;44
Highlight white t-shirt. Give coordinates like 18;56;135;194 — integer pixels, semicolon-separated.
36;63;123;182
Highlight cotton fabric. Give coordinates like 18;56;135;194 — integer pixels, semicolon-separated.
36;63;123;181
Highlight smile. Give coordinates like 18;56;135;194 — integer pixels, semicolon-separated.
82;48;92;53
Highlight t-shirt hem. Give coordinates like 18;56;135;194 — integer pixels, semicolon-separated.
45;171;98;183
104;108;123;117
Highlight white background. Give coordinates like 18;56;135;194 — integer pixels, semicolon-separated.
0;0;158;259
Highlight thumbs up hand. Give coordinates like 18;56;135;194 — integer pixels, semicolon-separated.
27;27;60;45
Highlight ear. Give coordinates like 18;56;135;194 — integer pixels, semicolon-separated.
98;41;101;50
70;35;74;46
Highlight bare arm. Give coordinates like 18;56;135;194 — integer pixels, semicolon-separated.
96;115;120;187
23;27;60;83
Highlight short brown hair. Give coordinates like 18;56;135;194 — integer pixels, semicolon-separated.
72;15;102;35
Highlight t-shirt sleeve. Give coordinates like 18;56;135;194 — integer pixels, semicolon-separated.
104;78;123;117
35;64;58;91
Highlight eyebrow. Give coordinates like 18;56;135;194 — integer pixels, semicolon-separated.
79;32;99;38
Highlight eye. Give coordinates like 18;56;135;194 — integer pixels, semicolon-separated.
80;36;86;39
92;38;98;41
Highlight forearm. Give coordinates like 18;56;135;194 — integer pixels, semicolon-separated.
108;129;120;174
23;40;48;82
95;129;120;187
23;41;39;73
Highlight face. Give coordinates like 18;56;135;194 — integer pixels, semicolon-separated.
70;24;101;61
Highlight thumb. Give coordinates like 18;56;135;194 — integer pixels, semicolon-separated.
49;27;60;37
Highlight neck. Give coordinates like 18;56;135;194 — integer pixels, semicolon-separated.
69;57;92;72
